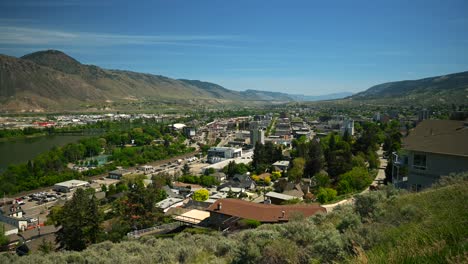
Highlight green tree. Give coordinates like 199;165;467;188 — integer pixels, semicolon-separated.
119;182;166;231
314;172;331;188
271;171;281;181
337;167;373;195
0;224;9;246
316;187;337;203
304;140;324;178
288;157;305;183
55;188;102;251
193;189;209;201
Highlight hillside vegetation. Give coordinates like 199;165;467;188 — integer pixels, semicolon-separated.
348;71;468;106
2;173;467;264
0;50;300;112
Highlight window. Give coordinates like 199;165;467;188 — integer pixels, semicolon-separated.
413;154;426;170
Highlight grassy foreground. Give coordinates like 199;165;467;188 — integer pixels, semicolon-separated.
1;174;467;263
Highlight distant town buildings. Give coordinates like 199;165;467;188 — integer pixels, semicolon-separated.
207;147;242;163
250;128;265;146
340;119;355;136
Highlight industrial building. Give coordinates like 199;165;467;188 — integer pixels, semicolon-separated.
53;179;90;193
207;147;242;163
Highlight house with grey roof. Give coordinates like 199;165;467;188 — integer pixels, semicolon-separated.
398;120;468;190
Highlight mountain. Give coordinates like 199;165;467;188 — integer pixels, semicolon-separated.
0;50;354;112
348;71;468;105
237;90;353;102
289;92;354;101
1;50;270;112
3;49;464;112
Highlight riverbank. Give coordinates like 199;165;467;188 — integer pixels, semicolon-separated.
0;135;91;172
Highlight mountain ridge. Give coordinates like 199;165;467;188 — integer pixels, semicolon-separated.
348;71;468;105
1;49;466;112
0;50;353;112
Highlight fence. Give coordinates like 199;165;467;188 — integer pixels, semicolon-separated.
126;222;180;239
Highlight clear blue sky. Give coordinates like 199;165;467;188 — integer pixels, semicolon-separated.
0;0;467;95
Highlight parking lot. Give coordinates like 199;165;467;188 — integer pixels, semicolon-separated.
17;191;65;225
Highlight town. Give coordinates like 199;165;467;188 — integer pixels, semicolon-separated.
1;103;467;260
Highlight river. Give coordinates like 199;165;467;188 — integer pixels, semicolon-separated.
0;135;90;172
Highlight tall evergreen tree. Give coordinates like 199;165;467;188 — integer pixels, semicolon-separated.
55;188;102;251
304;140;324;178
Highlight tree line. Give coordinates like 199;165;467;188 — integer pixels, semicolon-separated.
0;124;192;195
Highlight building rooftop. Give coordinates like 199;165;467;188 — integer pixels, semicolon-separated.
109;169;132;175
156;198;184;210
403;120;468;157
54;179;89;188
265;191;301;201
272;160;290;167
173;209;210;225
207;198;325;223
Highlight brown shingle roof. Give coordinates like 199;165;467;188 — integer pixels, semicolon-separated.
403;120;468;157
207;198;325;223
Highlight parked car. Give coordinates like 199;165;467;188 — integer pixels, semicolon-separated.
26;217;38;223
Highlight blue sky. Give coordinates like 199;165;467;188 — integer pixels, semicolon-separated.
0;0;467;95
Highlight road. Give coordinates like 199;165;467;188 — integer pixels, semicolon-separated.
6;150;200;199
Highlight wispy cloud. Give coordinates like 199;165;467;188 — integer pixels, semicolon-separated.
0;26;243;48
1;0;108;7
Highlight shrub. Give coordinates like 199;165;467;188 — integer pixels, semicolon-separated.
239;219;261;229
354;192;385;220
337;167;372;195
317;187;337;203
192;189;209;201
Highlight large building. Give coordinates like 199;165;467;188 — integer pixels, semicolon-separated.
207;147;242;163
250;128;265;146
108;169;132;179
340;119;354;136
53;179;90;193
397;120;468;190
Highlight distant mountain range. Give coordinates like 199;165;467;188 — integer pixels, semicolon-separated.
1;50;466;112
348;71;468;105
0;50;353;112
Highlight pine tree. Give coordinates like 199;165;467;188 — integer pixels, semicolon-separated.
55;188;102;251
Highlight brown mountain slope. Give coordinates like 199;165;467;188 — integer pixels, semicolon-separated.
0;50;249;112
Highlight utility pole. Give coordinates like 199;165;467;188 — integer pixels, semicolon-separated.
37;216;41;237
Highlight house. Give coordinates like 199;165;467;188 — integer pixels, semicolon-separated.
0;204;28;231
162;185;183;199
156;198;184;213
207;199;325;229
272;160;290;172
2;222;18;236
211;172;227;182
399;120;468;190
1;203;24;218
274;179;305;198
108;169;132;179
218;174;256;190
